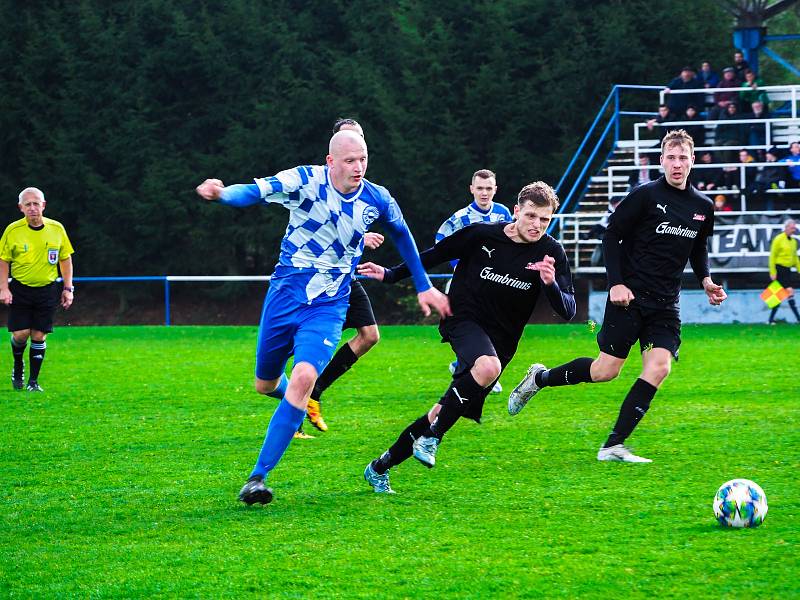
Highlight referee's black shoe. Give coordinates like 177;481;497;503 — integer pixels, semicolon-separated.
238;477;273;505
12;377;24;390
26;381;44;392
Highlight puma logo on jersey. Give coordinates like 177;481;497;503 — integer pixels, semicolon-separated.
453;387;468;404
656;203;667;214
482;246;495;257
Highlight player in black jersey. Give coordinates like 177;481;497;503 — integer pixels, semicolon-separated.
508;130;727;463
360;181;576;493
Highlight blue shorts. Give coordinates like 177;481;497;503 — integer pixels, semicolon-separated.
255;283;348;381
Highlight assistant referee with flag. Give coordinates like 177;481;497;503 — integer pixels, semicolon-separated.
768;218;800;324
0;187;75;391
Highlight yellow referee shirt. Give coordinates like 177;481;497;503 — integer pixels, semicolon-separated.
769;232;800;278
0;217;75;287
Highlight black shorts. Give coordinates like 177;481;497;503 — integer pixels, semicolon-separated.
7;280;59;333
343;279;377;330
597;298;681;360
438;318;513;422
775;265;800;289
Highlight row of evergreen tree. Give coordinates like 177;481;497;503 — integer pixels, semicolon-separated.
1;1;733;283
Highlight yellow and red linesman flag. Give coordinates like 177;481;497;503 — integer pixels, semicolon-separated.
760;280;790;308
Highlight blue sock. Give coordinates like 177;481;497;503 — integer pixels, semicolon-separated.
266;373;288;400
249;398;306;480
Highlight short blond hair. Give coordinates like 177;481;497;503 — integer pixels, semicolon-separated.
18;187;45;205
661;129;695;155
517;181;559;211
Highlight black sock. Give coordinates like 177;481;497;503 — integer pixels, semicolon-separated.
788;298;800;322
536;357;594;387
769;306;779;322
374;414;431;474
311;343;358;401
425;371;487;440
603;378;657;448
11;338;26;380
28;340;46;383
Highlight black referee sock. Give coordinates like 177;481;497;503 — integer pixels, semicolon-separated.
768;306;779;323
536;357;594;388
28;340;46;383
11;337;26;380
425;372;486;440
311;343;358;402
373;414;432;474
603;378;657;448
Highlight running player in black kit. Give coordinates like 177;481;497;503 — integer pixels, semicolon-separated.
359;181;576;493
508;129;727;463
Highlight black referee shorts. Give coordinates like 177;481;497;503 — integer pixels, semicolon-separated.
597;298;681;360
775;265;800;289
343;279;377;330
7;280;59;333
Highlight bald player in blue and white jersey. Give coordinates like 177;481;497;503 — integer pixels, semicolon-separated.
436;169;512;392
196;130;450;505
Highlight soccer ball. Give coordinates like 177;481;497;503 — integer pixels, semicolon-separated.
713;479;768;528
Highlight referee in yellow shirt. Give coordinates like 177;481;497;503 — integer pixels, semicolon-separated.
0;187;75;391
768;218;800;324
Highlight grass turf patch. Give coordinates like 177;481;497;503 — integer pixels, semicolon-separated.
1;324;797;598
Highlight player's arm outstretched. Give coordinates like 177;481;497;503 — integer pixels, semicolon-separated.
359;224;472;284
379;206;453;318
689;215;727;306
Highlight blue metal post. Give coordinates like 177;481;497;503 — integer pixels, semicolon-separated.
164;279;171;326
614;86;620;144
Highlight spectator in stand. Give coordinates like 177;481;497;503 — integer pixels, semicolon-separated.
746;99;771;151
739;69;769;113
682;105;706;148
692;151;723;192
698;60;720;89
748;147;788;210
664;66;703;115
716;102;747;163
779;141;800;188
647;104;678;141
732;50;751;82
709;67;739;120
713;194;733;212
627;154;658;191
722;149;754;191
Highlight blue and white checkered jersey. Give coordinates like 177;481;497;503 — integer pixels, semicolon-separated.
231;165;430;304
435;201;513;244
435;201;513;269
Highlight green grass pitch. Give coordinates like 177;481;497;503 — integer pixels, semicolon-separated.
1;324;798;598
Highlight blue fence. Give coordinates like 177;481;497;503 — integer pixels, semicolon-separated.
72;274;454;326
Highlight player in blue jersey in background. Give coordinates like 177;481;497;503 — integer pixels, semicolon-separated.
196;130;450;505
436;169;512;393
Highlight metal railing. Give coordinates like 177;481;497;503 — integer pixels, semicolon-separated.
70;273;455;326
606;161;800;210
550;84;800;232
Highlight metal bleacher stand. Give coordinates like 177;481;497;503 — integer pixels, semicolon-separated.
549;83;800;277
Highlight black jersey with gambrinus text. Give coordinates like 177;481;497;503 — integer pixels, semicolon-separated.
383;222;575;351
603;176;714;304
